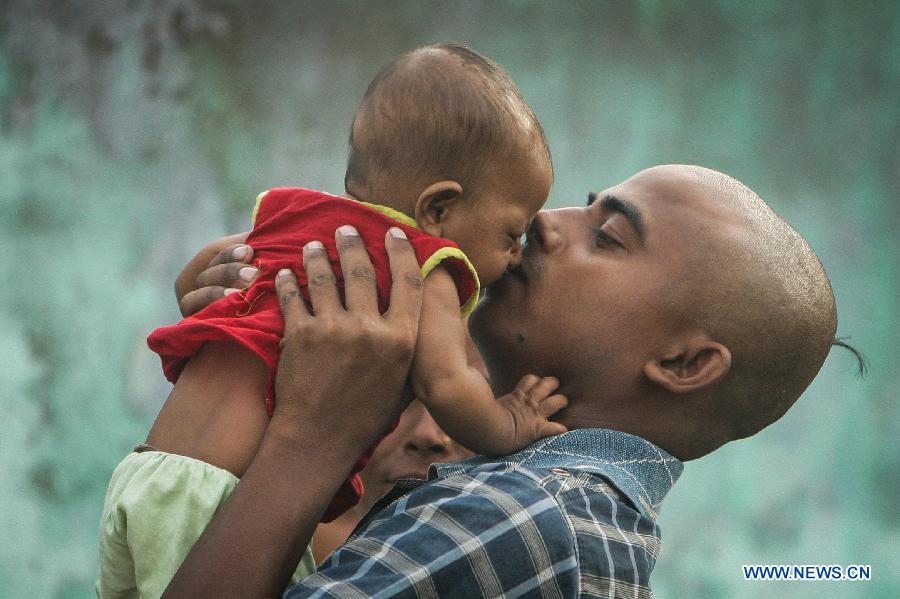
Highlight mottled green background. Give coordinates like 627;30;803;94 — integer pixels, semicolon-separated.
2;1;897;597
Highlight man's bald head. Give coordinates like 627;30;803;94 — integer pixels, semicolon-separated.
649;165;838;457
469;163;841;462
344;43;550;208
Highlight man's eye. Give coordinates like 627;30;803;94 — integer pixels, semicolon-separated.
593;229;623;249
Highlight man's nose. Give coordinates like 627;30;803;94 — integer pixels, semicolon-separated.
403;411;451;459
528;211;563;254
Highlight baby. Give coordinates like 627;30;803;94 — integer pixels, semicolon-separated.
97;44;563;598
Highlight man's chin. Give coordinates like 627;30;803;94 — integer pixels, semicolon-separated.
470;302;533;389
475;274;522;319
488;268;526;294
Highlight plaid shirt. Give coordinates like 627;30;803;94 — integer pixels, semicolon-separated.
287;429;683;598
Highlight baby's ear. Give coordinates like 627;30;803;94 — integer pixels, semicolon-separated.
643;336;731;394
415;181;463;237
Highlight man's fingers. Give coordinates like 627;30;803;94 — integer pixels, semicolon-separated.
336;225;379;313
195;262;258;292
208;242;255;269
174;233;250;305
303;241;341;315
384;228;425;327
179;286;239;317
275;268;311;325
537;393;568;418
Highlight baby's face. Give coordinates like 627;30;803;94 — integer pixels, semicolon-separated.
443;151;552;286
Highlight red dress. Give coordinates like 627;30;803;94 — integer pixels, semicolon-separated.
148;188;479;521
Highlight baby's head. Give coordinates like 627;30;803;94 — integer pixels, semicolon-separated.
344;43;552;285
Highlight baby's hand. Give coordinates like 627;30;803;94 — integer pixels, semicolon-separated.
498;375;568;448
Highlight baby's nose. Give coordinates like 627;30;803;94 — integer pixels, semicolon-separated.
507;245;524;269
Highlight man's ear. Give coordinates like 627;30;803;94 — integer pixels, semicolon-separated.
414;181;463;237
643;337;732;394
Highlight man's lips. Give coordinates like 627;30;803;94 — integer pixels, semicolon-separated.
485;251;535;297
506;263;527;282
509;247;537;283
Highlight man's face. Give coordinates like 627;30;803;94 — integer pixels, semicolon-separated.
469;166;724;424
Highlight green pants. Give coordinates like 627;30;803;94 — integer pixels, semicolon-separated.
96;449;315;598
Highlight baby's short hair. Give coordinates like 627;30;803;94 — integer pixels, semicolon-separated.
345;43;550;203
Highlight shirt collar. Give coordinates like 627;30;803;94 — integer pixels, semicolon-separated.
431;428;683;521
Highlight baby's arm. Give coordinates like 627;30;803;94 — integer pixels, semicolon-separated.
146;344;269;479
410;267;567;456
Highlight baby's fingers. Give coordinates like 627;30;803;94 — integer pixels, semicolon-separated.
537;393;568;419
539;420;568;437
525;376;560;402
511;374;541;399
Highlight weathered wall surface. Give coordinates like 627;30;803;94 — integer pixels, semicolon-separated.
2;1;897;596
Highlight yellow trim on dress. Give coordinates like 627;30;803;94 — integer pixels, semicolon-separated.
349;199;480;314
251;190;269;227
419;247;481;316
353;200;420;228
251;191;479;315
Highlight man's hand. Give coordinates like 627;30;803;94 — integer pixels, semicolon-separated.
164;225;424;598
270;225;424;449
175;232;254;317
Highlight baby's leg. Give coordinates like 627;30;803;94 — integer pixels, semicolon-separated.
147;340;269;477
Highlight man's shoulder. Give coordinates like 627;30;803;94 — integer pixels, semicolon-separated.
302;465;581;598
305;462;661;598
501;463;663;598
362;462;574;533
370;461;656;564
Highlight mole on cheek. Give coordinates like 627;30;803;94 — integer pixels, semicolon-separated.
516;333;526;344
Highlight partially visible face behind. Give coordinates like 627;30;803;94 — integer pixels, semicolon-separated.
470;165;736;426
358;319;483;508
442;149;553;286
358;399;474;510
315;397;474;563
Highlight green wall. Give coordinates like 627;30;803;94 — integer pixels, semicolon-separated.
2;1;897;596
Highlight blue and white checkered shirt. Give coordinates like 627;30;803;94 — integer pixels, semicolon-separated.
287;428;683;598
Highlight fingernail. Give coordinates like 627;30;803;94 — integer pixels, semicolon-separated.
304;240;325;252
338;225;359;237
239;267;258;282
277;269;292;278
224;287;240;295
232;245;248;260
389;227;407;239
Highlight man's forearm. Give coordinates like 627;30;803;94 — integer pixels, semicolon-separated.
163;418;365;598
164;227;423;597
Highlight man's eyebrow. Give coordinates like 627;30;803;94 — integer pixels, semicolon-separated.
588;192;645;243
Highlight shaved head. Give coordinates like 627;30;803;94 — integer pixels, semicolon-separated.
655;165;838;455
470;163;841;462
